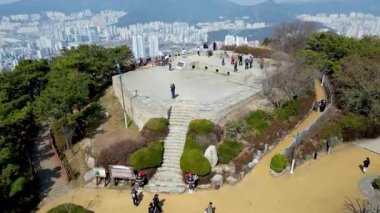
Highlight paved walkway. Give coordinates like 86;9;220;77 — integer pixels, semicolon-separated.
38;81;380;212
354;137;380;154
31;126;69;203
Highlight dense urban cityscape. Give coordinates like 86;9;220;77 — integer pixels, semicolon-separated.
1;8;380;71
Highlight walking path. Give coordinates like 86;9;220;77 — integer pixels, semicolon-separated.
31;126;69;203
38;80;380;212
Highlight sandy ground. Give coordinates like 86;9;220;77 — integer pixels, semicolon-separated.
38;81;379;212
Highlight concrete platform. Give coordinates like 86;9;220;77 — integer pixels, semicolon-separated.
354;137;380;154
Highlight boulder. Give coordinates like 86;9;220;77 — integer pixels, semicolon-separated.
85;154;95;169
204;145;218;168
80;138;92;151
84;170;95;182
210;174;223;186
226;176;238;185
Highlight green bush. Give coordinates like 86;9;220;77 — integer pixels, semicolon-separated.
339;113;366;130
143;118;168;133
318;120;343;140
47;203;91;213
274;99;300;121
217;140;244;164
129;140;164;170
224;120;250;139
180;149;211;176
270;154;288;173
245;110;272;136
373;178;380;190
188;119;215;134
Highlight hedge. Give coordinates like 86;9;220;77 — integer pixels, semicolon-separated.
47;203;91;213
374;178;380;190
180;135;211;176
143;118;168;133
270;154;288;173
188;119;215;134
129;140;164;170
217;140;244;164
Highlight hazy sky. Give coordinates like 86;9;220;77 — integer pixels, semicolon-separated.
0;0;316;6
229;0;315;5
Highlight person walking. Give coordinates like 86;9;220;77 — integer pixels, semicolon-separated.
152;194;163;212
170;84;176;99
205;202;215;213
230;54;235;64
245;57;250;69
197;47;200;56
148;202;155;213
234;60;238;72
363;157;370;173
312;100;319;112
249;55;253;68
168;60;172;71
131;188;139;206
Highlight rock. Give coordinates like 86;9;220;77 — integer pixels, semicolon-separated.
84;170;95;182
226;176;238;185
242;164;250;173
212;165;224;174
210;174;223;186
80;138;92;151
103;111;110;118
204;145;218;168
248;161;256;169
85;154;95;168
197;184;211;189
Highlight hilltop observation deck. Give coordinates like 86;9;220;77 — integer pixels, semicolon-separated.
112;50;273;129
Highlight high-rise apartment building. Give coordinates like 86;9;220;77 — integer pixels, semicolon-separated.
148;36;159;57
132;35;145;59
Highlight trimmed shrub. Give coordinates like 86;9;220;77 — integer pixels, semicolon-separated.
141;118;169;141
224;120;250;139
373;178;380;190
317;120;343;140
270;154;288;173
189;119;215;134
96;139;147;168
47;203;92;213
274;99;300;121
217;140;244;164
129;141;164;170
180;149;211;176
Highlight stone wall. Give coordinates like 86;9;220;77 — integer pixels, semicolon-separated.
112;74;168;130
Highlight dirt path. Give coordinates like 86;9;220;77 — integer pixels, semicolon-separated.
38;81;378;212
31;126;69;203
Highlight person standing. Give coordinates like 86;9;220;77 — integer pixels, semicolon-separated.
148;202;155;213
205;202;215;213
213;41;217;51
230;54;235;64
152;194;163;212
168;60;172;71
197;47;200;56
234;60;238;72
245;57;250;69
222;57;225;66
170;83;176;99
363;157;370;173
131;188;139;206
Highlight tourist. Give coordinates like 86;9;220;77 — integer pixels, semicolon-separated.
213;41;217;51
362;157;370;173
234;60;238;72
131;188;139;206
319;99;326;112
205;202;215;213
312;100;319;112
168;60;172;71
197;47;200;56
148;202;155;213
245;57;250;69
249;55;253;68
238;54;243;66
182;48;186;56
170;84;175;99
153;194;163;212
222;57;225;66
230;54;235;64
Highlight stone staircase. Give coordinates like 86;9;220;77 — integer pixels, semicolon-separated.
146;105;194;193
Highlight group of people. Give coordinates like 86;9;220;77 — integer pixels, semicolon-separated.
228;53;254;71
312;98;327;112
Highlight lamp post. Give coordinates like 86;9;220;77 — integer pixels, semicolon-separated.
115;61;128;129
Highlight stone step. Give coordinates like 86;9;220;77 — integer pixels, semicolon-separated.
162;163;181;169
145;184;186;194
157;167;182;173
152;172;183;179
164;146;184;151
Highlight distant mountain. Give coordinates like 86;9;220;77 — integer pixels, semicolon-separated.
0;0;378;25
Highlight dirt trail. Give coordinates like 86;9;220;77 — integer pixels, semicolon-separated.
39;81;379;213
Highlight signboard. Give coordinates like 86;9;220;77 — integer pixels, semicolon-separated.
92;167;107;177
109;165;134;179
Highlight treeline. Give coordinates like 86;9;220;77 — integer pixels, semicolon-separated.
299;33;380;140
0;45;133;212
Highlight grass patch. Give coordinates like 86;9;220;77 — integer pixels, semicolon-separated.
245;110;272;138
217;139;244;164
129;140;164;170
273;99;300;121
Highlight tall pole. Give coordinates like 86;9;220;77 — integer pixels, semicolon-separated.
115;61;128;129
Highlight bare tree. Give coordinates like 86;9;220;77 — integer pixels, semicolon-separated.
262;55;317;107
273;21;318;54
344;197;380;213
